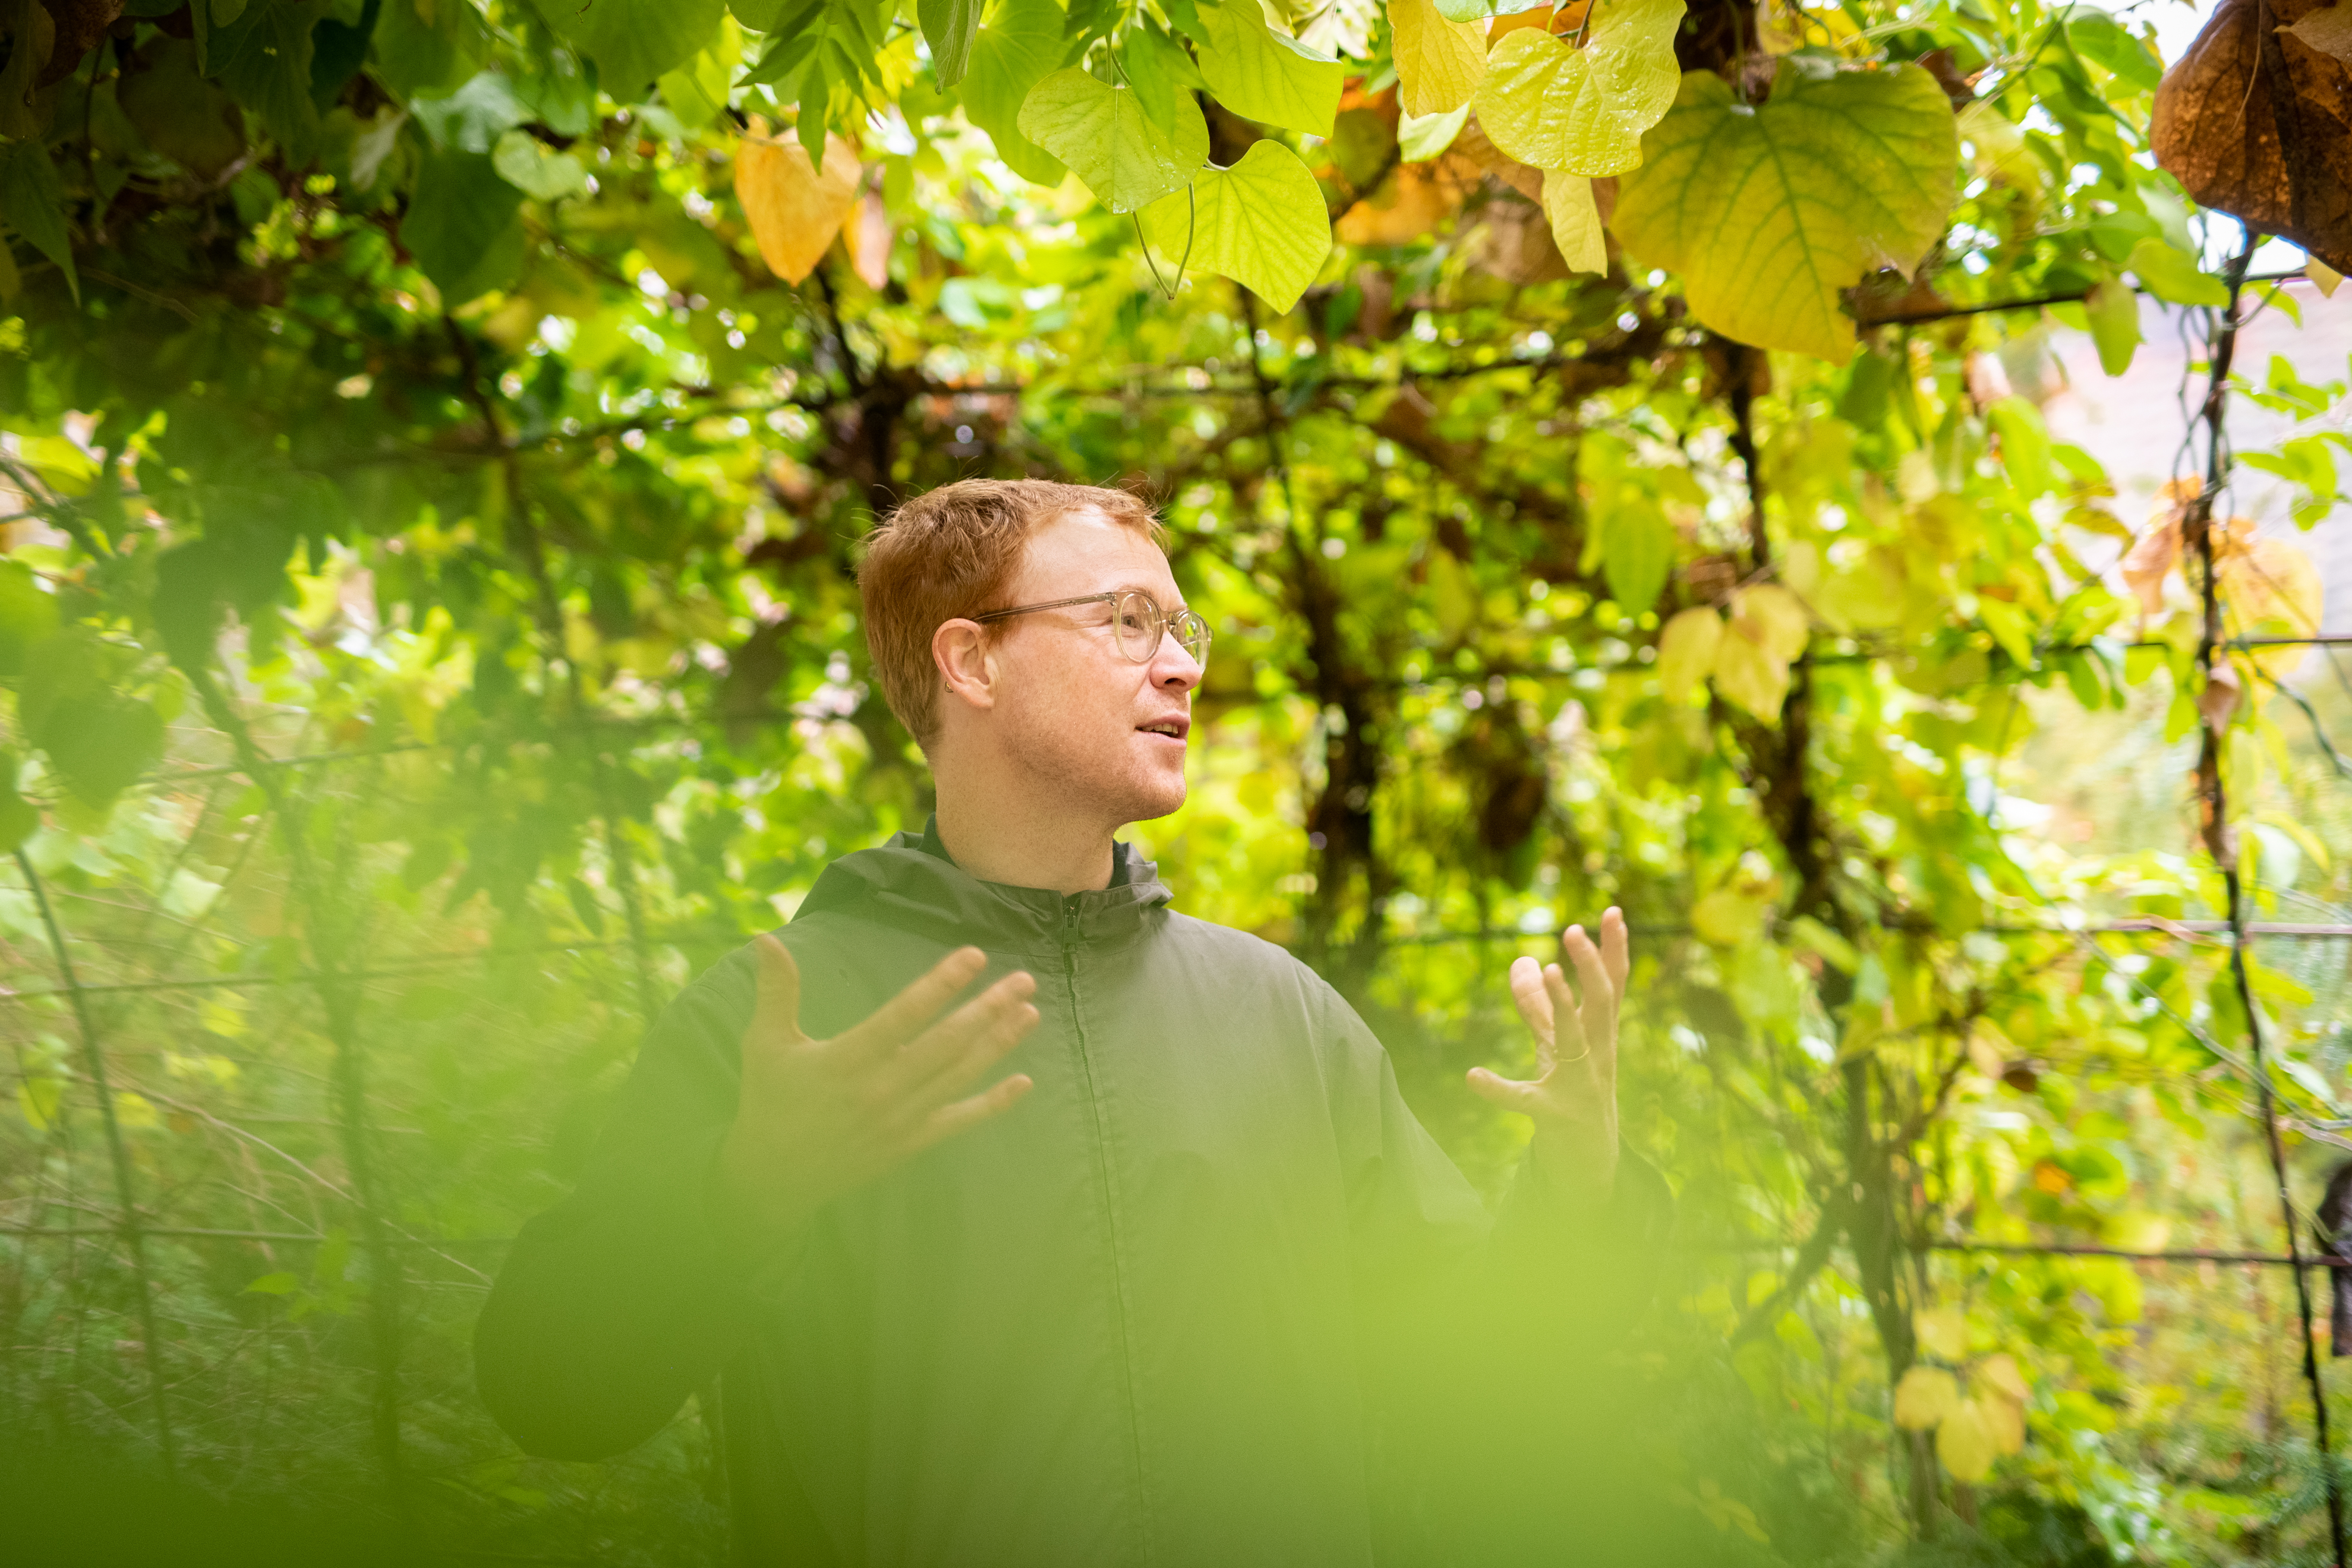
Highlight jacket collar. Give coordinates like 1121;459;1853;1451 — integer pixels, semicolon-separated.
797;820;1172;955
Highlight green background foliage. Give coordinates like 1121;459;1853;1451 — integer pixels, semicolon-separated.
8;0;2352;1560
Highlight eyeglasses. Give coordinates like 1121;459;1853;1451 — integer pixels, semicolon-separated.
973;589;1212;673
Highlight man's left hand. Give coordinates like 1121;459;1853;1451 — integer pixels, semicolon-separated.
1467;907;1627;1200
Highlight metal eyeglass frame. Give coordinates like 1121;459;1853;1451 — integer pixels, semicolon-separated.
972;589;1212;673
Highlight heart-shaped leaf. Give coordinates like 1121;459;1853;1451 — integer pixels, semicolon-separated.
1020;67;1207;213
1473;0;1685;175
1391;0;1489;118
735;132;862;283
1193;0;1344;138
1142;140;1332;311
1612;64;1957;359
964;0;1067;185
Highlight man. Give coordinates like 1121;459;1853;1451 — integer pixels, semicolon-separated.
476;479;1669;1566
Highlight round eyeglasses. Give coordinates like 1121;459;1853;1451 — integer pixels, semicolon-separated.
973;589;1212;673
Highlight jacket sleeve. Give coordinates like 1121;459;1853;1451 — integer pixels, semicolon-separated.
474;945;770;1461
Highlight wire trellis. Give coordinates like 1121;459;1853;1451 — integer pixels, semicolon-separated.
7;260;2352;1556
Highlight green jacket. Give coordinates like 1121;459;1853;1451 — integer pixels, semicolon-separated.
475;830;1667;1566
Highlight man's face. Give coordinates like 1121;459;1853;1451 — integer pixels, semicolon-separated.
980;509;1202;826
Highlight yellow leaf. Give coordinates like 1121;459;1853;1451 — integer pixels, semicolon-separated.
1713;624;1788;720
1733;583;1809;661
736;131;863;285
2312;258;2344;298
1656;606;1722;701
17;1076;62;1131
1892;1365;1959;1430
1976;1352;2031;1405
1936;1397;2000;1480
1391;0;1489;117
2221;533;2323;680
114;1091;160;1130
1540;169;1606;273
1980;1392;2026;1456
1471;0;1686;175
1690;885;1766;947
1612;65;1956;359
1913;1305;1966;1362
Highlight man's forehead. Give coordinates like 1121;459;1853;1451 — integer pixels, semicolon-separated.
1016;509;1174;588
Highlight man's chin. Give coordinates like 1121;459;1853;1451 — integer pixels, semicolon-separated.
1121;774;1188;825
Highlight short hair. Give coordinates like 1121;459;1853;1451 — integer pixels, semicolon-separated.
858;479;1166;746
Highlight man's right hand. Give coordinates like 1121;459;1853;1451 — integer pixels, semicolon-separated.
710;935;1039;1249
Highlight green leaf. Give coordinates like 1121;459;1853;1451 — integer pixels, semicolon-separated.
919;0;981;87
2125;236;2228;307
1431;0;1499;22
244;1271;302;1296
0;141;77;303
371;0;487;96
1141;140;1331;310
0;561;61;678
20;633;164;809
1613;64;1957;360
211;0;323;159
1194;0;1343;138
1391;0;1487;118
1399;103;1469;162
1020;67;1207;213
2085;273;2140;376
2067;10;2162;94
118;40;248;179
1118;17;1202;141
964;0;1067;184
657;15;741;129
404;147;525;304
1473;0;1685;175
1602;504;1674;616
493;130;591;200
1985;396;2053;499
411;71;530;153
549;0;728;97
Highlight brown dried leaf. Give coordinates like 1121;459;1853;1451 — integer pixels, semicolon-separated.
2152;0;2352;272
736;131;863;285
2286;4;2352;64
2119;478;2197;620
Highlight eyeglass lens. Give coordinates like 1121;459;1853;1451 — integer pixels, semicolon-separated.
1111;591;1211;672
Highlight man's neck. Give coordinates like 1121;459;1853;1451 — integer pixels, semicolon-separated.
934;794;1119;895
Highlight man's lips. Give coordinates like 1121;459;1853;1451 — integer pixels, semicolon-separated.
1137;716;1191;742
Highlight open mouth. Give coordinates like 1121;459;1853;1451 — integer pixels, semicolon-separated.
1137;718;1190;742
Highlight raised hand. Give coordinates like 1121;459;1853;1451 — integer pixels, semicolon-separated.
1467;907;1628;1198
710;936;1039;1247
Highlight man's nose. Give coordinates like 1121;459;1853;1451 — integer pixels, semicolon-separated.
1153;636;1203;688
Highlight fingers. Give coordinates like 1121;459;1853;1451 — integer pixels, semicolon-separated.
1508;955;1555;1042
1560;925;1615;1062
841;946;991;1055
1465;1066;1544;1115
912;1072;1035;1151
880;971;1039;1105
1600;906;1629;1000
748;935;806;1050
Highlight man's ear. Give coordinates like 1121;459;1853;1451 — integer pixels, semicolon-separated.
933;619;997;715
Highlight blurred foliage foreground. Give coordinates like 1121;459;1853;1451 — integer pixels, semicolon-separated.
10;0;2352;1560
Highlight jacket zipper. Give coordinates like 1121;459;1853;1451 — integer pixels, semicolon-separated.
1062;896;1151;1562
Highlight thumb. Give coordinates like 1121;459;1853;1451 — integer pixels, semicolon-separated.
749;933;806;1049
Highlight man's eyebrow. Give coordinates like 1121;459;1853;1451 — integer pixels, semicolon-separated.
1109;582;1186;607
